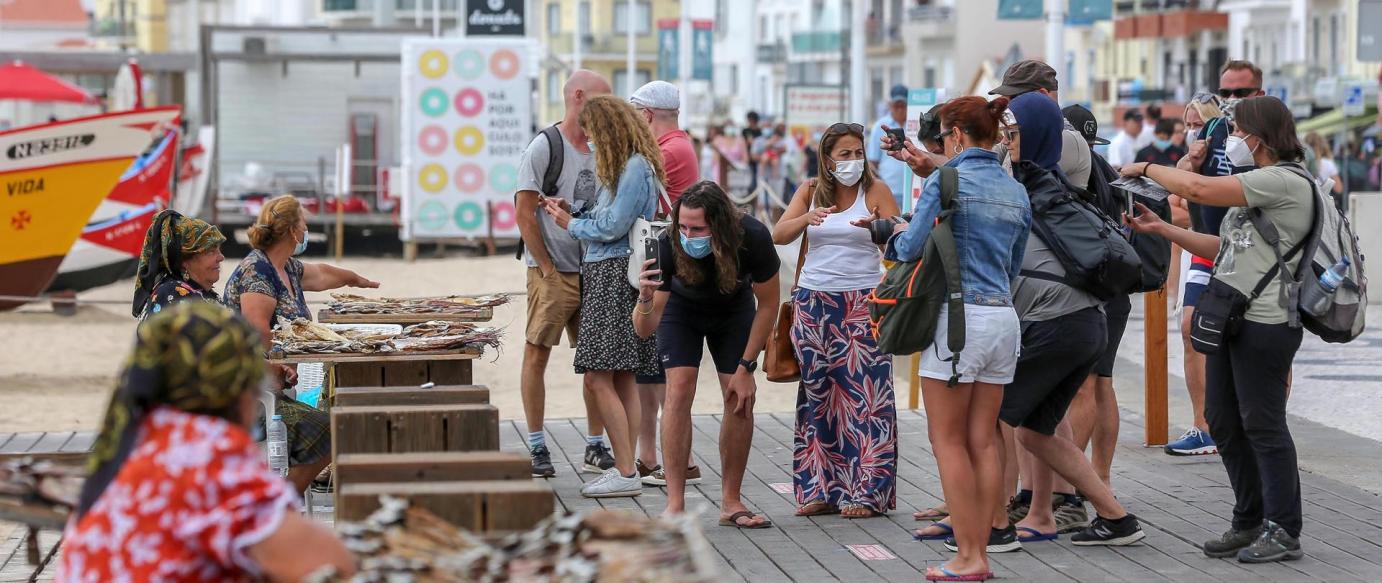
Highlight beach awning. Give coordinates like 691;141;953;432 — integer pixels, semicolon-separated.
0;61;96;104
1296;107;1379;135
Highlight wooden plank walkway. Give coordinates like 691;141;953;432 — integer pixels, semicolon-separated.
499;412;1382;582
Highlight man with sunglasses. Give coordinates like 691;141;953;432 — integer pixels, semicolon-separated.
1217;61;1265;110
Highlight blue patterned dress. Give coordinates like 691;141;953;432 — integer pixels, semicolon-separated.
790;288;897;512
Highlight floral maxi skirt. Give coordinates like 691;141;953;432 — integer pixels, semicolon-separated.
790;288;897;512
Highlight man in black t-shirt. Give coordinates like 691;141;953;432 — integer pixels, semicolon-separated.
1134;118;1186;168
631;181;780;529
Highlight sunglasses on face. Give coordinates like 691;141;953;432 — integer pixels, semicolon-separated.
936;128;955;141
1217;87;1260;99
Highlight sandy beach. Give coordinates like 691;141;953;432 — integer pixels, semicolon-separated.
0;252;806;433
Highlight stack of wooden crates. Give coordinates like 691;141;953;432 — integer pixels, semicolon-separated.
330;384;554;532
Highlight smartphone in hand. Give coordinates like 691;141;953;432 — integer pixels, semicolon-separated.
885;127;906;151
644;237;662;283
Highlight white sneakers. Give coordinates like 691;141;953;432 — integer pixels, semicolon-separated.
580;468;643;498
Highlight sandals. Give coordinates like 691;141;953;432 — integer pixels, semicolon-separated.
913;506;950;521
719;511;773;529
913;521;954;541
795;501;839;517
1016;526;1059;542
841;504;880;519
925;566;993;582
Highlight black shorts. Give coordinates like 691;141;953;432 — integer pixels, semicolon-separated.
656;295;755;375
1095;294;1132;378
635;364;665;385
1001;307;1107;436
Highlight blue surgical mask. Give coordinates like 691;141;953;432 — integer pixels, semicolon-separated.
1154;139;1173;151
293;231;309;256
680;233;712;259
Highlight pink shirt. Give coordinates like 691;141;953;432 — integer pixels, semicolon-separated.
657;129;700;211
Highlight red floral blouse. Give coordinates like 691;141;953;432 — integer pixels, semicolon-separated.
56;408;297;582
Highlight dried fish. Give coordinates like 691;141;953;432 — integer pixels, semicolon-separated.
272;317;398;355
328;294;510;315
0;457;85;510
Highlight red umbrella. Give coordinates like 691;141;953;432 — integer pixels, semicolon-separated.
0;61;96;104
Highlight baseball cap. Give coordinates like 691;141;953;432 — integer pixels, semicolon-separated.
990;60;1059;97
1061;105;1110;146
629;80;680;110
889;84;909;103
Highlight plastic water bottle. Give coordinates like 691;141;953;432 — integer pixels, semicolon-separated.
267;415;289;477
1319;257;1351;293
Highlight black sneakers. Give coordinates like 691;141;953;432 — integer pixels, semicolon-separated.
1236;521;1303;563
1070;514;1147;546
943;525;1023;553
583;442;615;473
1203;525;1263;558
530;445;555;478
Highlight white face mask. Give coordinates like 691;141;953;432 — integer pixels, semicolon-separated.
1185;128;1198;143
832;159;865;187
1226;135;1257;167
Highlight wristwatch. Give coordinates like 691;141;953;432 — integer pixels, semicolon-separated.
738;358;758;373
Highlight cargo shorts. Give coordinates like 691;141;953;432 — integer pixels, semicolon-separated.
525;267;581;347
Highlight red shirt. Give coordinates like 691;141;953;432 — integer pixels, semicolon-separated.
658;129;700;212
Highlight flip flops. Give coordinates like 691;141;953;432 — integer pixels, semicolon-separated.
925;566;994;581
913;506;950;521
1016;526;1059;542
913;522;954;541
719;511;773;529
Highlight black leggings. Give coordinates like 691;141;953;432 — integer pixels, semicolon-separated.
1204;320;1303;537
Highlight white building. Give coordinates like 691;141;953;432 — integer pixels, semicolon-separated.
900;0;1044;97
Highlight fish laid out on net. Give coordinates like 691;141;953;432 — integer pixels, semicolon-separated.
272;318;504;355
327;294;510;315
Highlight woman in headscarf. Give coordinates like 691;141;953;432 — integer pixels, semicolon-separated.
56;302;356;582
132;209;226;319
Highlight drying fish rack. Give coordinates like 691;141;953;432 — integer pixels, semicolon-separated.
317;308;494;324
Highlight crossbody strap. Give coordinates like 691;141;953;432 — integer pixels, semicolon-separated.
792;179;818;288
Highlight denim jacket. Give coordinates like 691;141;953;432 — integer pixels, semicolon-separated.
886;148;1032;306
568;153;658;263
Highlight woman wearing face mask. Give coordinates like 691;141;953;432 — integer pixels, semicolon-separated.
222;194;379;492
771;122;900;520
1122;96;1314;564
630;181;781;528
542;95;664;499
889;97;1031;581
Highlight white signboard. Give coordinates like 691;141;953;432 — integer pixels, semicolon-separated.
783;85;849;150
904;88;944;214
401;38;533;240
1344;82;1367;117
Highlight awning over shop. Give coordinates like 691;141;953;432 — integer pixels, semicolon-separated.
1296;107;1379;135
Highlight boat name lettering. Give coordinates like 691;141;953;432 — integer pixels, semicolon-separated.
6;134;96;160
5;178;44;196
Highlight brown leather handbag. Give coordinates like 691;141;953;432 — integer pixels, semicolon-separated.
764;231;808;383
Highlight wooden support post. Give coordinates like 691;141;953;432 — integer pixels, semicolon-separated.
1144;288;1169;446
404;241;419;263
908;353;920;410
485;201;497;256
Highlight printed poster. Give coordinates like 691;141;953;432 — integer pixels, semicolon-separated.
904;88;943;214
401;38;533;240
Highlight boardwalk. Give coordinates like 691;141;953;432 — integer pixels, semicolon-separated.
504;412;1382;583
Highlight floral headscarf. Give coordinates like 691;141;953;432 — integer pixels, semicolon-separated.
132;210;226;317
78;302;266;518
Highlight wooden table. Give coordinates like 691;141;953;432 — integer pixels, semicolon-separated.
269;347;482;389
317;309;493;324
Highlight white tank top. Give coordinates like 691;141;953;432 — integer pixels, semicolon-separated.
797;191;885;292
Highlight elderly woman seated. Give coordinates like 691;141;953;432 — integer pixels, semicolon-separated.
56;302;356;581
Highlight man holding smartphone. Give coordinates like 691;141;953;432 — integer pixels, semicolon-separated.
866;84;911;209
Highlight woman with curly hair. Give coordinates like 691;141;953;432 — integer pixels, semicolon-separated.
543;95;664;499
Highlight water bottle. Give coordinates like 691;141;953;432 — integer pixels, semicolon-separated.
1319;257;1351;293
266;415;289;477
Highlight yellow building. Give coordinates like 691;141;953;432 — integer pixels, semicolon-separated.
537;0;681;125
92;0;170;53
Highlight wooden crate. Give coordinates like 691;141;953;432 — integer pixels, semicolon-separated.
334;360;472;387
333;385;490;407
335;451;529;483
337;480;554;532
330;404;499;456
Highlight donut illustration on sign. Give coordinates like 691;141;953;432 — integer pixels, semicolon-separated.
418;163;448;193
419;88;448;118
454;163;485;193
490;200;518;231
489;163;518;193
490;49;520;80
418;200;449;231
418;125;448;156
454;201;485;230
454;126;485;156
418;50;448;79
453;49;486;80
453;88;484;117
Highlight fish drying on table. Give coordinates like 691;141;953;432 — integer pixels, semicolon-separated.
272;317;396;355
391;321;504;353
328;293;510;315
0;457;85;510
306;497;717;583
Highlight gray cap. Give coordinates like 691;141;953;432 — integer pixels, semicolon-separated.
629;80;680;110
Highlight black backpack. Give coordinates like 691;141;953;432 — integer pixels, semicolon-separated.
515;124;565;260
1014;160;1142;301
868;167;965;385
1087;151;1172;293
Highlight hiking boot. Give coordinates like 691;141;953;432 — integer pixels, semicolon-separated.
580;468;642;498
1071;514;1147;546
1054;498;1090;534
1237;521;1303;563
583;442;615;473
1165;427;1218;456
642;465;703;486
636;459;661;479
943;525;1023;553
1203;525;1263;558
530;445;555;478
1006;496;1030;524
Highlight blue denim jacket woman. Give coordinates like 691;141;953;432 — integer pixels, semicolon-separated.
568;153;657;262
887;147;1031;306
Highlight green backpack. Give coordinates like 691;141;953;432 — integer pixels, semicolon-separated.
867;166;965;385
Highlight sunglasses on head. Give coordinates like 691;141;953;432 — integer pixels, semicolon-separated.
827;122;866;135
1190;92;1220;105
1217;87;1260;99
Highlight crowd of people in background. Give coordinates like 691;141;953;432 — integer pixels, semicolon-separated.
72;55;1345;582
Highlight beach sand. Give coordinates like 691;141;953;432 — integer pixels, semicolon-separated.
0;252;806;434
